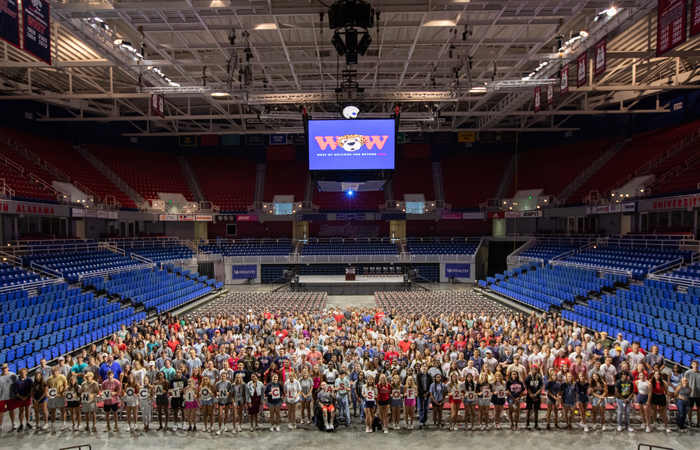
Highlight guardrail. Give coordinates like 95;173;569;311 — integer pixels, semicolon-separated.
198;253;223;262
409;254;475;263
29;261;65;278
6;240;100;256
299;255;402;263
0;153;25;175
649;257;684;274
0;178;14;196
224;255;294;263
77;263;154;282
130;253;154;265
548;259;633;278
647;273;700;288
0;276;64;293
44;161;70;182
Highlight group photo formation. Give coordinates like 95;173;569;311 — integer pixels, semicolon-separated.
1;0;700;449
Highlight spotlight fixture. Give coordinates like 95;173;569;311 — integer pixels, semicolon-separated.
343;105;360;119
606;6;617;16
579;30;589;37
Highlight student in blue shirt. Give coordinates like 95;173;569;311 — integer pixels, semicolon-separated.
545;367;561;429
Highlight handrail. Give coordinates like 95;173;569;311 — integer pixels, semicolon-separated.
12;141;42;165
648;257;683;274
0;178;15;197
0;251;21;265
78;146;147;205
29;173;55;193
77;263;153;281
0;276;64;293
29;261;65;279
100;194;121;209
44;161;70;182
548;259;633;277
129;253;154;265
74;181;100;202
0;153;25;175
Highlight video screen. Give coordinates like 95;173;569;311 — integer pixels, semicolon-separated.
308;119;395;170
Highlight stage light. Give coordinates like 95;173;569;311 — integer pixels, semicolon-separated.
347;190;354;196
580;30;589;37
606;7;617;16
114;39;123;45
211;92;229;97
343;105;359;119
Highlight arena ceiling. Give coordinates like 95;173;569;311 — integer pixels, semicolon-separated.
0;0;699;136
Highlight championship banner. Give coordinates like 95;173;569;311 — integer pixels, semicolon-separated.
151;94;164;118
457;131;475;143
534;86;541;113
576;53;587;88
269;134;287;145
560;63;569;95
594;38;606;76
201;134;217;146
692;0;700;37
546;84;553;106
657;0;687;55
22;0;50;65
0;0;20;48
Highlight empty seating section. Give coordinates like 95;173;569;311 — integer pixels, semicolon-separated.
264;161;307;202
392;158;434;200
21;250;142;283
668;263;700;281
406;241;479;255
0;144;58;203
569;120;700;203
508;138;618;197
442;151;511;209
651;139;700;194
0;127;136;208
86;145;194;201
0;282;146;372
200;243;292;257
193;292;327;316
313;190;385;211
301;242;398;256
517;243;580;261
126;246;195;265
565;279;700;367
564;246;693;279
188;155;256;211
375;290;511;316
0;263;44;288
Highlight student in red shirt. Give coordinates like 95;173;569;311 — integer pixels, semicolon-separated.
376;374;391;433
383;346;399;363
374;309;385;325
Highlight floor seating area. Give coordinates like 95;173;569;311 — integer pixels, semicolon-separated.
126;246;195;265
441;151;511;210
391;158;434;201
516;243;580;262
86;145;194;201
375;290;510;315
563;246;694;279
0;128;136;208
301;242;399;256
193;291;327;316
264;161;308;203
187;155;256;212
406;241;479;255
199;242;292;257
312;190;385;211
20;250;143;283
0;282;146;373
569;120;700;203
508;138;619;197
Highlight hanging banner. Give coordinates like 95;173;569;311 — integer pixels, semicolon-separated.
434;132;451;144
457;131;475;143
289;133;306;145
269;134;287;145
546;84;553;106
463;212;484;219
179;135;196;146
692;0;700;37
22;0;51;65
0;0;20;48
151;94;164;118
222;134;240;146
534;86;541;113
201;134;217;146
657;0;687;55
594;38;606;76
246;134;263;145
576;53;587;88
560;63;569;95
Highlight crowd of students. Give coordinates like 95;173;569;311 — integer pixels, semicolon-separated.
0;304;699;435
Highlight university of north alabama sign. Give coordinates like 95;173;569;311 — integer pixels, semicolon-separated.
0;201;56;215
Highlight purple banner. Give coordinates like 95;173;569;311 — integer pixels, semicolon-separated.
441;213;463;220
0;0;20;48
22;0;50;65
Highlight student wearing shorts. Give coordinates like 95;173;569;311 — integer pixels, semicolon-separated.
403;376;418;429
524;365;543;430
362;376;377;433
575;372;590;432
46;366;68;431
184;378;199;432
0;363;18;432
199;377;216;432
169;369;187;431
389;374;404;430
285;371;301;429
101;370;123;432
81;372;99;432
154;371;170;430
215;372;232;435
139;377;154;431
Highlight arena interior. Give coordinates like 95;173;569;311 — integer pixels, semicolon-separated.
0;0;699;449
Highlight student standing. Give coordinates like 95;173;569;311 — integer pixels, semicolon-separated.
215;372;232;435
506;370;524;430
285;371;301;429
362;376;377;433
615;370;635;432
80;372;99;432
139;378;154;431
31;372;48;430
265;373;284;432
154;371;170;430
247;373;265;431
524;366;542;430
101;370;123;432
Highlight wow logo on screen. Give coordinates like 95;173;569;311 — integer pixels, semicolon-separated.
308;119;395;170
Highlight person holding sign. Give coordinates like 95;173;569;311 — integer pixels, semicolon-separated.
477;372;492;430
101;369;123;432
285;371;301;429
506;370;525;430
362;376;377;433
154;371;170;430
490;371;507;430
31;371;49;430
215;372;231;435
65;375;82;431
447;372;463;431
170;368;188;431
47;366;68;431
231;373;249;433
184;378;199;432
389;374;403;430
545;367;562;430
81;372;99;432
403;375;417;429
199;377;216;432
462;373;478;430
524;365;543;430
317;381;337;431
264;373;284;432
335;369;351;426
247;373;265;431
429;373;447;429
123;374;140;432
139;377;154;431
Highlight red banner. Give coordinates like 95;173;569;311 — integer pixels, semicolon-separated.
151;94;164;118
546;84;553;105
692;0;700;37
534;86;541;113
201;134;217;146
576;53;587;88
657;0;687;55
22;0;50;65
594;38;606;77
560;63;569;95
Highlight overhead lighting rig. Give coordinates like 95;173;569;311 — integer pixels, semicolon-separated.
329;0;375;65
